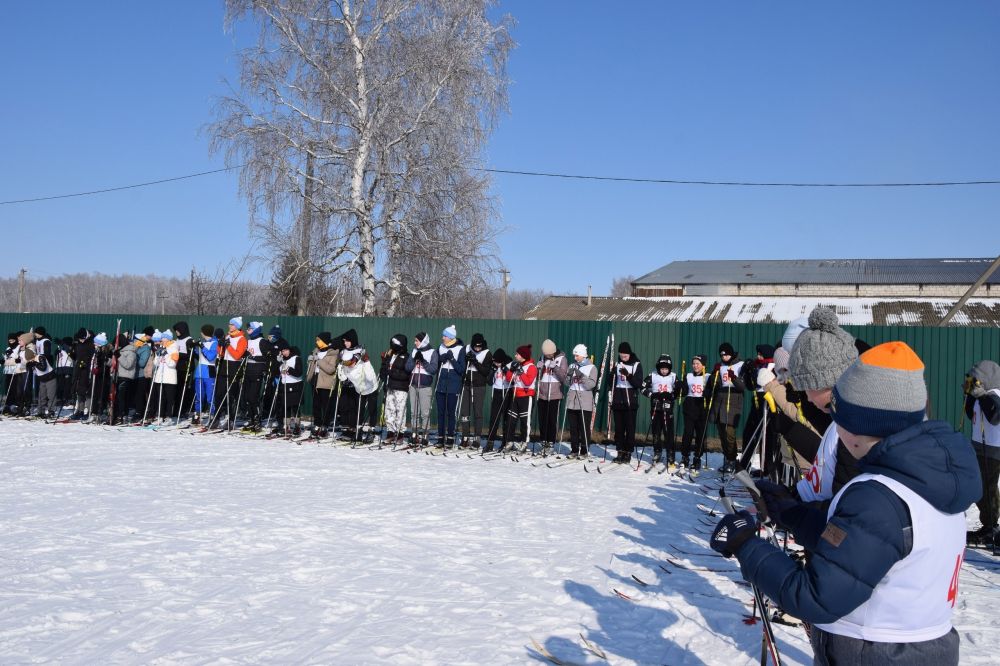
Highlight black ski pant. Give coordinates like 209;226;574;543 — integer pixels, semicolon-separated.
153;381;176;421
537;398;561;443
56;370;72;403
975;450;1000;530
312;385;334;431
460;384;487;439
73;367;91;409
567;409;592;456
503;395;531;448
113;378;133;422
681;402;707;467
134;377;151;419
650;408;676;459
486;388;510;444
338;384;359;434
278;382;304;431
213;361;244;424
15;373;33;415
241;364;265;424
436;391;458;440
612;407;638;455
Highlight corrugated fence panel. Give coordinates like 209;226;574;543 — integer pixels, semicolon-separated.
1;312;996;432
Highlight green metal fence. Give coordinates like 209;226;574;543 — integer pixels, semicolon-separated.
3;312;997;440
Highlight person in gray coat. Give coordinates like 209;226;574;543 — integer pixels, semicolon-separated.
536;339;568;447
563;344;597;457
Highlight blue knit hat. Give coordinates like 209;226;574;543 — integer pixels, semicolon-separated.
93;332;108;347
442;324;457;340
151;329;163;343
161;330;174;341
229;316;242;329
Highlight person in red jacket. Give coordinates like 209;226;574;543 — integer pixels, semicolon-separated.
501;344;537;451
211;316;248;429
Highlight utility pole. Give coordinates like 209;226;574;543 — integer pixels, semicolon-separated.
17;268;26;312
500;269;511;320
157;293;169;316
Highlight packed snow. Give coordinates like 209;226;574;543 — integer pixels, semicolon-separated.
2;419;999;665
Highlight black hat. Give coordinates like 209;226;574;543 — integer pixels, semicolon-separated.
75;327;89;340
656;354;672;370
693;354;708;366
317;331;333;348
173;321;190;339
200;324;214;337
390;334;406;351
618;341;633;356
471;333;487;348
143;326;155;338
34;326;47;337
756;344;775;359
340;328;359;347
492;348;511;366
718;342;736;357
214;327;225;340
275;338;290;351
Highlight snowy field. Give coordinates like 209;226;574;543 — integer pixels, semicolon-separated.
1;420;998;665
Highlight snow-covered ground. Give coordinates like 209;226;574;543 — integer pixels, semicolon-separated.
1;420;998;665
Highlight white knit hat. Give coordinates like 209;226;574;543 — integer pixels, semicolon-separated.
572;344;588;357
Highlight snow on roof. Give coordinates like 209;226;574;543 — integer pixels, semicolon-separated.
526;295;1000;326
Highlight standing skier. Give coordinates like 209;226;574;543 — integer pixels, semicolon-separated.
708;343;746;473
272;340;304;436
307;331;339;438
641;354;678;465
485;348;513;450
564;344;597;458
436;325;466;447
379;334;411;444
172;321;194;418
502;345;537;449
965;359;1000;546
241;321;268;431
678;354;709;472
536;339;568;450
460;333;492;446
213;317;248;429
610;342;643;463
69;328;94;420
406;332;438;445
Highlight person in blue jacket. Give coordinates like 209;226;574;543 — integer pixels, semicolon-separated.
711;341;981;665
192;324;218;425
435;325;466;446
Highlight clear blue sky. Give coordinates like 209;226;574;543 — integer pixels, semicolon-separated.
2;2;998;295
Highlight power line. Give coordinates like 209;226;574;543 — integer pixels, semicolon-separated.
0;166;240;205
2;163;1000;206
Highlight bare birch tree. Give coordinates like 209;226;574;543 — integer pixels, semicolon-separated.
210;0;513;316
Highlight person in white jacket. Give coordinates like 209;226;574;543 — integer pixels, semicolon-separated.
151;329;179;424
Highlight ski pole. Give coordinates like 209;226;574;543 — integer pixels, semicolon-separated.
175;337;195;426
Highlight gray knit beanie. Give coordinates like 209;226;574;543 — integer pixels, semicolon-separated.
788;307;858;390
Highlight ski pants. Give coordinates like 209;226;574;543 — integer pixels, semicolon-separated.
408;385;433;434
384;389;408;435
134;377;151;418
436;390;459;439
56;370;72;403
72;367;90;405
152;381;176;420
213;361;243;423
681;403;707;466
650;407;676;457
36;377;57;415
537;398;561;443
339;385;359;432
975;449;1000;530
503;395;532;447
112;378;133;422
280;382;303;425
717;422;739;462
486;388;510;443
460;384;487;438
612;407;637;454
241;364;265;422
312;385;334;430
16;373;33;415
810;626;958;666
567;408;592;455
194;376;215;414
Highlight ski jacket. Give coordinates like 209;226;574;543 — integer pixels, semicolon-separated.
173;321;193;379
536;350;569;401
505;359;538;399
380;350;411;392
134;341;151;380
734;421;980;647
152;341;180;385
436;339;466;395
244;330;268;379
116;344;138;381
641;371;678;412
56;344;73;376
194;338;218;380
464;345;493;389
610;357;643;410
679;372;708;418
71;339;94;378
406;338;439;389
307;348;339;391
221;331;248;362
279;349;303;384
338;355;378;395
563;360;597;411
966;360;1000;457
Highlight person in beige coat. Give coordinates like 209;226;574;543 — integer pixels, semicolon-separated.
306;332;339;438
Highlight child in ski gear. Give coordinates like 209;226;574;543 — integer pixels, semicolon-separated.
436;325;466;446
461;333;492;445
738;343;779;476
70;328;94;420
679;354;709;470
406;333;438;445
610;342;642;463
111;333;137;424
485;348;512;450
192;324;218;424
964;359;1000;546
150;330;179;423
307;331;339;438
714;341;980;666
641;354;677;465
14;331;36;417
273;340;303;436
240;321;269;430
212;317;248;429
55;336;74;407
337;329;379;442
379;334;411;444
132;328;153;420
172;321;194;418
564;343;597;457
707;342;746;473
29;328;56;418
535;339;568;449
503;345;537;450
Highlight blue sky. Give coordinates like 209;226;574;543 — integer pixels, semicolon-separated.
2;2;998;295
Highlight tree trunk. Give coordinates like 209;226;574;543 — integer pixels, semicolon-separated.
296;149;314;316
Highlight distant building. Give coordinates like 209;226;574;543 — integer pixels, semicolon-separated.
526;258;1000;326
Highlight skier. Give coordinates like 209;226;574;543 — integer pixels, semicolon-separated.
379;334;411;445
191;325;218;425
260;325;285;420
964;359;1000;546
484;348;512;450
14;331;37;417
609;342;642;464
2;332;20;414
535;339;568;450
436;325;466;447
337;329;379;442
91;332;112;419
111;333;137;424
712;342;980;666
55;336;74;408
641;354;678;465
132;328;154;420
460;333;492;446
406;332;439;446
241;321;269;431
172;321;194;418
212;317;248;429
28;327;56;418
151;330;179;424
564;344;597;458
273;340;304;436
502;345;537;450
707;342;746;473
69;328;94;420
306;331;339;438
678;354;709;472
739;343;779;476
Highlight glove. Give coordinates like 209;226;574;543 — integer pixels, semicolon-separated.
619;369;630;379
756;368;775;389
710;510;757;558
969;383;987;399
755;479;799;527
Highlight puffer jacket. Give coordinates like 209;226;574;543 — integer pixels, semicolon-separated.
536;350;569;401
307;348;339;390
436;339;466;395
563;359;597;411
